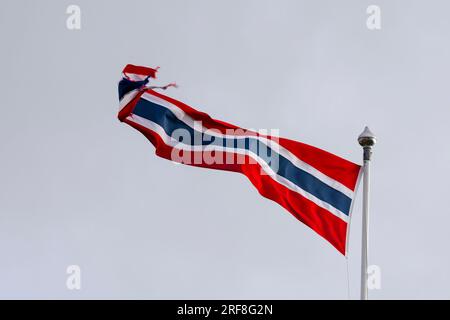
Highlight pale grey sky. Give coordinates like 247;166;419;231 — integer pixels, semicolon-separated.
0;0;449;299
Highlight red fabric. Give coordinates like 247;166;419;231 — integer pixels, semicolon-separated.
118;64;362;255
123;116;349;254
123;64;158;78
278;138;361;191
142;89;360;192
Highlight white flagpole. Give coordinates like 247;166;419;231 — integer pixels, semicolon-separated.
358;126;376;300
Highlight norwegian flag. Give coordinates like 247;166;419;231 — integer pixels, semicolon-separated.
118;64;361;255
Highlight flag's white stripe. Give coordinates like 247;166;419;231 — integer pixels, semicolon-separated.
127;114;349;223
140;92;354;198
119;88;140;111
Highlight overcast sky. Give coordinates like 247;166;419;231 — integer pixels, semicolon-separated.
1;0;449;299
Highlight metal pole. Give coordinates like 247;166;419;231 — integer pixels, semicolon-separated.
358;126;376;300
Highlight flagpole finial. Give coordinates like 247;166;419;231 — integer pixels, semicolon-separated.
358;126;376;147
358;126;376;161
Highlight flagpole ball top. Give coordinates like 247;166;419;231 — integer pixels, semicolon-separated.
358;126;377;147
